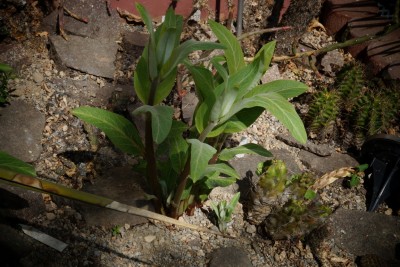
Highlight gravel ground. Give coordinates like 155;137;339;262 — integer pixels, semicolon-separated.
0;2;394;266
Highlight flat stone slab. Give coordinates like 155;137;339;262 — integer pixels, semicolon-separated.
315;208;400;264
50;35;118;79
42;0;120;41
299;150;359;176
277;134;332;157
77;166;152;227
42;0;122;79
209;246;252;267
0;100;45;162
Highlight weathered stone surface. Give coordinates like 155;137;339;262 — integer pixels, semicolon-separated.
0;100;45;162
0;185;46;221
320;49;345;74
123;31;149;47
332;209;400;261
229;154;271;180
299;150;358;176
41;0;120;41
261;64;281;84
277;134;332;157
209;246;253;267
42;0;122;79
49;35;118;79
308;208;400;265
77;166;152;227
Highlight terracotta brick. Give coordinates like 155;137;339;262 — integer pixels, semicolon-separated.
346;17;390;57
321;0;379;35
367;28;400;77
109;0;238;22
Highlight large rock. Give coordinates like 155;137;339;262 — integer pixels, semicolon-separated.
0;100;45;162
49;35;118;79
299;150;359;176
43;0;122;79
209;246;253;267
308;208;400;265
41;0;120;41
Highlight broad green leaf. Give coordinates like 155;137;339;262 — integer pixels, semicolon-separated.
161;40;225;78
187;139;216;182
219;86;239;118
195;94;217;133
246;80;308;99
209;20;244;74
255;41;276;73
166;121;189;173
156;28;178;66
243;92;307;143
72;107;144;155
213;52;265;102
218;143;273;161
153;67;177;105
133;105;173;144
158;161;178;197
185;65;215;102
207;107;264;137
0;151;36;176
135;3;158;80
136;3;154;36
147;39;159;80
134;55;151;104
204;174;236;189
204;163;239;179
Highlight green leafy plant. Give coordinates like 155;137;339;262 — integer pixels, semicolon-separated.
111;225;122;237
0;63;13;104
210;192;240;233
345;163;368;188
72;4;307;218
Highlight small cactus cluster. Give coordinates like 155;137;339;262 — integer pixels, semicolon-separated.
306;63;400;147
247;160;289;225
247;161;331;240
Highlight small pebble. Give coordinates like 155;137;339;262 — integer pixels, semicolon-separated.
46;212;56;220
246;225;257;234
33;72;44;83
144;235;156;243
45;70;52;77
